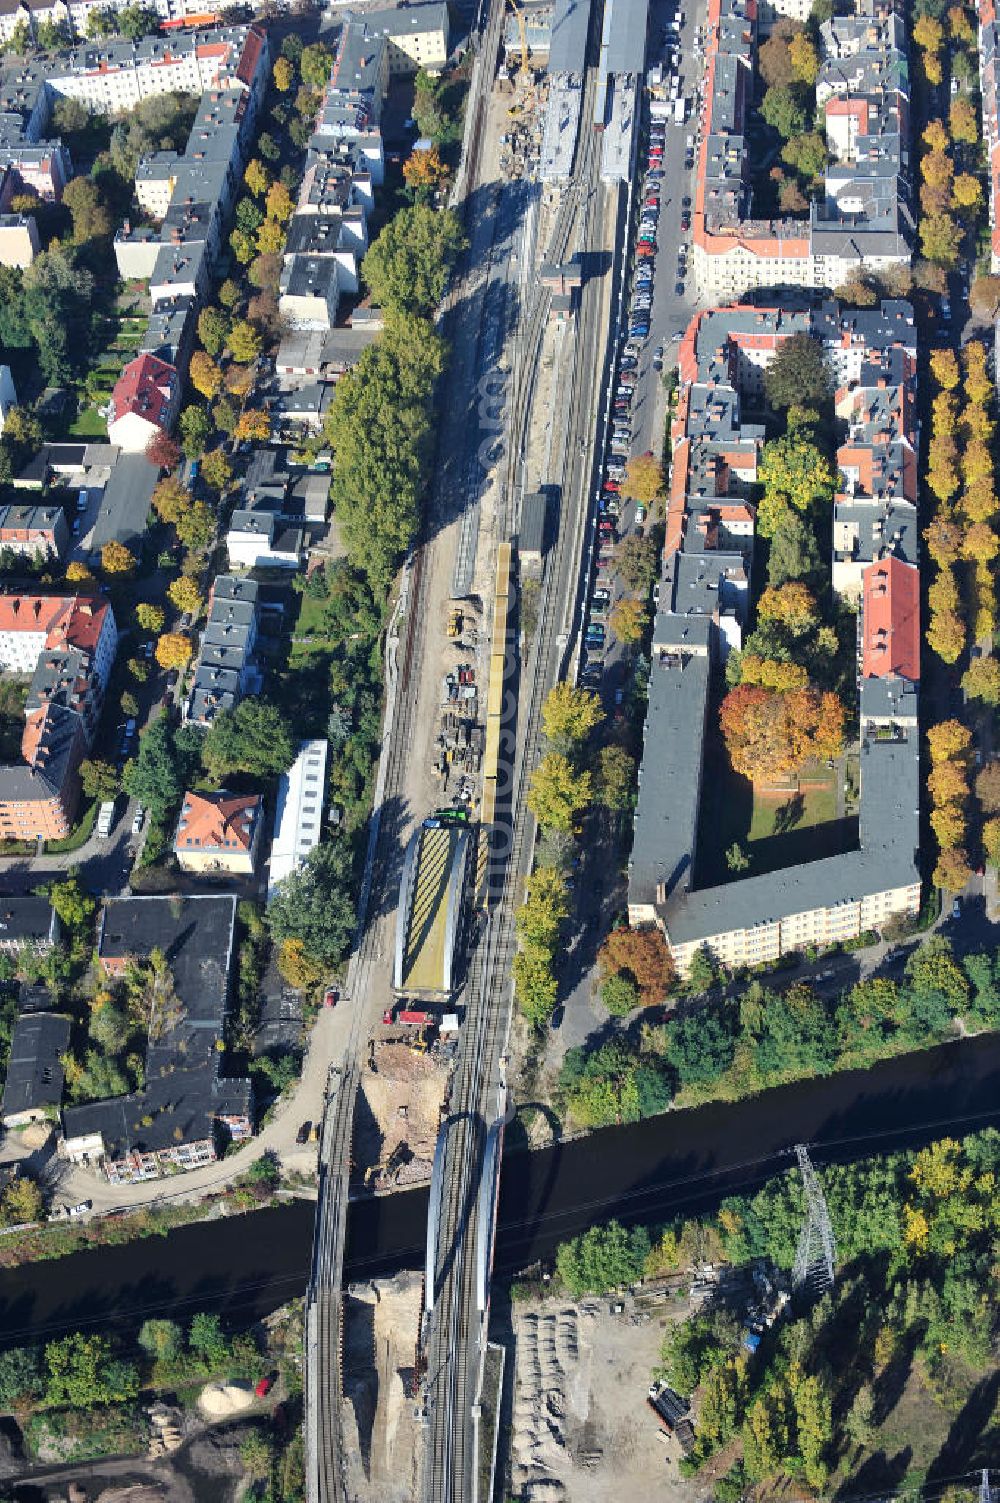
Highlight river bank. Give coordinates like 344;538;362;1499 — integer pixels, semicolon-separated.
0;1032;997;1344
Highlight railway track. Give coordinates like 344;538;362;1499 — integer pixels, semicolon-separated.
422;64;609;1503
305;1;530;1494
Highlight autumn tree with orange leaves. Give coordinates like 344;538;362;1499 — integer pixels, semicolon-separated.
598;926;675;1007
719;684;844;782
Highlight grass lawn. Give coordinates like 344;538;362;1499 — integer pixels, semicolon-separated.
68;406;108;439
696;719;858;885
293;589;334;639
748;766;838;843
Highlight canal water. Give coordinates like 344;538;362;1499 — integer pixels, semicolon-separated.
1;1034;998;1345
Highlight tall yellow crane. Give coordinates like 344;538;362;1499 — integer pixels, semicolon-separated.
507;0;531;80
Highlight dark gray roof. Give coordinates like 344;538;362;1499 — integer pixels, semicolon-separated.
2;1011;69;1119
519;492;549;558
92;454;158;552
628;642;711;912
0;897;57;947
663;729;920;946
0;704;83;804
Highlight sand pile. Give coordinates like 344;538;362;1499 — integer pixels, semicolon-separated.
197;1381;253;1419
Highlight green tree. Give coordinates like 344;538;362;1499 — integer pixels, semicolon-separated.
515;866;569;950
596;744;636;811
764;333;832;410
200;449;233;494
137;1319;182;1363
555;1220;650;1295
793;1370;833;1489
300;42;332;89
0;1345;43;1406
136;602;165;634
362;205;467;318
541;682;604;752
197;306;230;356
118;4;156;38
62;177;112;243
47;874;96;935
513;941;558;1027
179;403;212;460
761;85;807;139
601;973;640;1016
241;1428;273;1483
756;432;837;537
176;500;214;550
267;840;356;969
188;1312;228;1368
781;131;827;180
227;318;263;364
202;700;294;780
324;314;445;586
79;758;118;802
0;1174;43;1225
669;1005;737;1086
904;935;969;1033
45;1334;138;1407
527;753;592;831
122;717;184;822
767;508;822;586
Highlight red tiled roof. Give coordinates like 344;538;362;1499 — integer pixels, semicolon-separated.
175;790;261;853
110;354;177;431
861;556;920;682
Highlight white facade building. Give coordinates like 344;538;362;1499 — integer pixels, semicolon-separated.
267;738;329;900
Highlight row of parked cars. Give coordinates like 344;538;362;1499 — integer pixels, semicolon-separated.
579;124;669;689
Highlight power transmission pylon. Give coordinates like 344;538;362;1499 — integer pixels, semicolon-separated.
792;1144;836;1297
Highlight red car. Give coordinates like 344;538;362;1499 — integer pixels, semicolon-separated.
323;988;339;1007
603;481;621;493
256;1372;277;1399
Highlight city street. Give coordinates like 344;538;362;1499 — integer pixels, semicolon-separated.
628;0;708;456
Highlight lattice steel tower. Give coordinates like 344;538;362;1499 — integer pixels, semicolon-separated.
792;1144;837;1295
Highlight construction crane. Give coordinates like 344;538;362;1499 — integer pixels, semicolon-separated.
507;0;531;82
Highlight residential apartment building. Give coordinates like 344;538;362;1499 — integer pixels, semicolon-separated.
692;0;912;303
174;788;262;874
108;351;181;453
0;501;69;560
61;896;253;1182
0;211;38;266
185;573;260;726
0;593;117;841
629;300;921;976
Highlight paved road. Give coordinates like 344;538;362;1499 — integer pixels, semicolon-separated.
1;1002;341;1209
629;0;708;457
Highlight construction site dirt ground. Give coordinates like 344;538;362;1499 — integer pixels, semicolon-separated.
499;1291;694;1503
340;1272;425;1503
353;1041;450;1189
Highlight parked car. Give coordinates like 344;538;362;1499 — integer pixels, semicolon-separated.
256;1372;278;1398
296;1122;312;1145
131;807;144;834
68;1201;92;1218
324;987;339;1007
